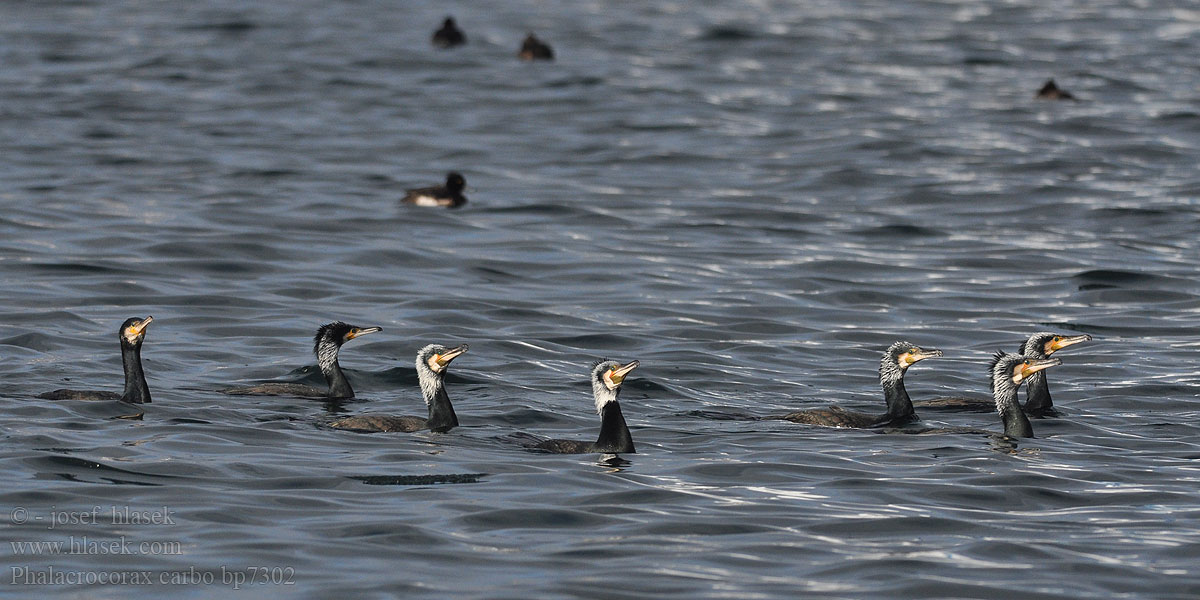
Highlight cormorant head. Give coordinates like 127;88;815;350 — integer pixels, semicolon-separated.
119;316;153;348
416;343;469;376
445;172;466;193
591;359;639;413
313;321;382;354
879;341;941;382
989;352;1061;394
443;17;456;28
415;343;468;402
1020;332;1092;359
312;322;381;374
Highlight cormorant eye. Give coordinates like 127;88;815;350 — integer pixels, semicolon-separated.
909;348;919;354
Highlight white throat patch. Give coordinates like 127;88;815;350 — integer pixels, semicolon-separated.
316;341;340;376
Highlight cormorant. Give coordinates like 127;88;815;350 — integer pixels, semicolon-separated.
432;17;466;48
222;322;381;399
885;352;1062;439
331;343;468;433
781;341;941;428
518;33;554;61
527;359;639;454
39;316;154;404
401;172;467;208
914;332;1089;415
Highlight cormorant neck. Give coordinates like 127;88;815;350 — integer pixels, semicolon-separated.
120;343;150;404
1023;371;1052;413
996;382;1034;438
422;373;458;433
316;340;354;398
592;401;634;454
324;362;353;399
879;377;915;425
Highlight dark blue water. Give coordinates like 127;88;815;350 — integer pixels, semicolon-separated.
2;1;1199;598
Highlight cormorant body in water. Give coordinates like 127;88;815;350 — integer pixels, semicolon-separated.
526;360;639;454
914;332;1089;416
331;344;468;433
222;322;380;399
1036;79;1075;100
432;17;466;48
402;172;467;208
39;316;154;405
518;33;554;61
781;342;941;428
884;352;1061;439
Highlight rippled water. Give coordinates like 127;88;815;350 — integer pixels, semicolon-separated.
2;0;1199;597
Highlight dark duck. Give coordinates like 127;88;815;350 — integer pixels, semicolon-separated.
518;33;554;61
527;360;640;454
401;172;467;208
39;316;154;405
914;332;1090;416
331;343;468;433
222;322;381;399
1036;79;1075;100
781;341;941;428
432;17;466;49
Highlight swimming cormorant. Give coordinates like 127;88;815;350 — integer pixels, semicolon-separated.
781;341;941;428
988;352;1060;437
886;352;1062;439
518;33;554;61
527;360;639;454
39;316;154;404
222;321;381;399
914;332;1089;415
432;17;466;48
1036;79;1075;100
401;172;467;208
331;343;468;433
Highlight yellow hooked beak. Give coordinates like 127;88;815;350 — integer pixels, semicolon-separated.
606;360;640;387
1015;356;1062;383
346;326;382;341
434;344;469;368
1046;334;1092;355
900;347;942;367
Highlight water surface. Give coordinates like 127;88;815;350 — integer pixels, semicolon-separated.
1;1;1199;598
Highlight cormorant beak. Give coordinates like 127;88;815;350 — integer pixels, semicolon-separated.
1046;334;1092;355
901;348;942;367
1015;356;1062;383
124;316;153;342
346;326;382;341
434;344;469;368
606;360;640;387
